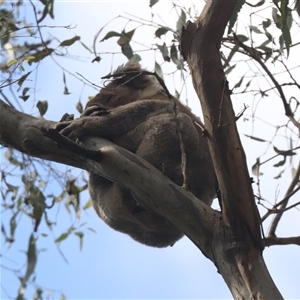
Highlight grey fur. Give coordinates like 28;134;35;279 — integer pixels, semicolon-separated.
57;62;216;247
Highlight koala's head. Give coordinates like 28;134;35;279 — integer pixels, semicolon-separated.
87;62;163;109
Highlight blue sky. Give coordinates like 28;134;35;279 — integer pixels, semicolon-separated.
1;1;300;299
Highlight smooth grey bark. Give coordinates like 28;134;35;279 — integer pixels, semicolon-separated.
0;99;218;259
180;0;283;299
0;2;285;297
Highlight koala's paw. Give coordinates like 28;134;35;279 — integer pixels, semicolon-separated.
59;113;74;122
81;105;109;117
55;119;86;141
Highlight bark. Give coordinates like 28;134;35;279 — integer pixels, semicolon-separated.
0;2;285;297
180;0;283;299
0;99;218;259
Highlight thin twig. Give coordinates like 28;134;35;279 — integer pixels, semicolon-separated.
268;159;300;236
260;189;300;222
259;146;300;167
29;0;48;49
233;34;300;135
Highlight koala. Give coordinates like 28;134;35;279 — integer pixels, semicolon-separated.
57;62;216;247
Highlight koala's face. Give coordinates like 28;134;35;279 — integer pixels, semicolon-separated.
86;62;163;110
92;81;141;109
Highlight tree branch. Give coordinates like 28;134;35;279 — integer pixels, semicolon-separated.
268;159;300;237
264;236;300;247
0;99;219;259
261;186;300;222
232;34;300;134
181;2;262;250
180;1;283;299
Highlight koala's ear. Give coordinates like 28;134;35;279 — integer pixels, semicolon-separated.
113;62;153;90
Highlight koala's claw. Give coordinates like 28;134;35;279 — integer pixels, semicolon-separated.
55;121;70;132
81;105;108;117
54;120;83;141
59;113;74;122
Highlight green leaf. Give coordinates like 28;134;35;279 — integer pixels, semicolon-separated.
121;44;134;59
292;167;300;186
38;0;55;23
22;234;37;287
55;227;75;243
5;182;19;200
18;72;31;89
1;224;7;240
155;62;163;79
273;156;286;167
76;101;83;114
252;158;263;176
62;72;71;95
280;5;292;56
250;25;263;34
22;87;30;96
272;8;281;29
149;0;159;7
235;34;249;43
295;0;300;17
156;43;170;62
274;169;285;179
60;294;67;300
87;227;97;233
225;64;236;75
129;53;141;62
176;9;186;32
170;43;179;65
242;79;252;92
74;232;84;250
19;87;30;101
155;27;169;38
5;149;24;167
262;19;271;29
80;41;92;53
37;100;48;117
28;48;54;64
63;86;70;95
273;146;296;156
7;58;17;67
223;45;239;69
92;56;101;63
9;211;19;242
83;200;92;210
262;30;274;44
100;31;121;42
60;36;80;47
55;232;70;243
117;29;136;47
244;134;267;142
247;0;265;7
124;29;135;40
228;0;246;33
117;35;130;47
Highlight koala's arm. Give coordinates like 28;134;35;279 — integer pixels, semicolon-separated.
56;99;173;140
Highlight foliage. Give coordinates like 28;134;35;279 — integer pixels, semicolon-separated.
1;0;300;298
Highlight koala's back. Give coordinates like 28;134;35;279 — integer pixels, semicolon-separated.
90;104;215;247
85;62;215;247
90;174;184;247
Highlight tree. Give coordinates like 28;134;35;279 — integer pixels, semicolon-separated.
1;0;299;299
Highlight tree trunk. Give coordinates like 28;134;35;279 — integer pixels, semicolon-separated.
0;1;285;298
181;1;283;299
